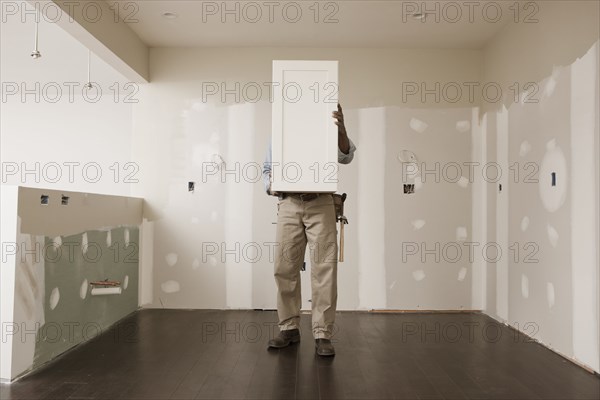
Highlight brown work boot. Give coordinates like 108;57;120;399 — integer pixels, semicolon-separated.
267;328;300;348
315;338;335;356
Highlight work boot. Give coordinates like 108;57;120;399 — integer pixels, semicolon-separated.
315;338;335;356
267;328;300;348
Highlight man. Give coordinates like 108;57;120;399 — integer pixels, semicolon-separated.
262;103;357;356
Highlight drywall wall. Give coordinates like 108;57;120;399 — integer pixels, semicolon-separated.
1;187;142;381
481;1;600;372
131;47;482;310
1;187;19;383
31;227;139;368
1;2;135;196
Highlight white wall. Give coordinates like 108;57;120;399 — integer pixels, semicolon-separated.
1;2;135;196
1;186;19;382
132;47;482;310
481;1;600;372
1;3;142;381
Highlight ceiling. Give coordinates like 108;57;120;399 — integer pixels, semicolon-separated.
1;6;127;87
106;0;515;49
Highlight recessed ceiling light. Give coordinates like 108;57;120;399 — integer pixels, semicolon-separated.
162;12;178;19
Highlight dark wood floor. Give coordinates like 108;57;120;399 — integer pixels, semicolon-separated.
1;310;598;399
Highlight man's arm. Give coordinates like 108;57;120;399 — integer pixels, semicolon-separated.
262;141;273;195
338;138;356;164
333;103;357;164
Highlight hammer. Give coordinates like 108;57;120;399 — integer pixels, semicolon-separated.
339;216;348;262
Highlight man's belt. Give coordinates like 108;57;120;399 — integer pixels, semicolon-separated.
278;192;321;202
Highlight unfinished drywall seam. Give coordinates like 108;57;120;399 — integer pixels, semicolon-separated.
357;107;386;309
495;105;509;322
225;103;255;308
0;186;18;382
570;41;599;371
139;218;154;307
471;108;487;310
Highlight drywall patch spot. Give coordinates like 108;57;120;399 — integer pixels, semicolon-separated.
544;77;557;98
209;256;218;267
519;140;532;157
161;280;180;294
192;258;200;270
456;226;467;242
49;287;60;310
210;211;218;222
409;118;428;133
124;228;130;248
414;176;423;191
456;120;471;133
544;68;560;97
521;216;530;232
106;230;112;247
191;216;200;224
521;274;529;299
458;267;467;281
389;280;397;290
457;176;469;188
398;150;418;163
52;236;62;249
539;139;567;212
81;232;89;255
123;275;129;290
191;102;207;112
209;131;219;143
411;219;426;230
412;269;426;281
546;282;555;309
80;279;88;300
547;224;559;247
165;253;178;267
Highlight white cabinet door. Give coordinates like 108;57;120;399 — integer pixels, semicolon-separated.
271;60;338;193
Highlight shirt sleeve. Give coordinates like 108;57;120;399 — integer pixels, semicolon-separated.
262;141;272;194
338;138;357;165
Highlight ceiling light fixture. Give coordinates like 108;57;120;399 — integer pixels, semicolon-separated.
84;50;93;90
31;8;42;59
162;12;178;19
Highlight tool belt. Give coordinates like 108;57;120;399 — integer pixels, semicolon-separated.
278;192;323;202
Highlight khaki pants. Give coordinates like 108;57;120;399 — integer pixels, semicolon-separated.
274;193;338;339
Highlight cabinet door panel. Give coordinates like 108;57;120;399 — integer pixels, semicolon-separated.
271;60;338;193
